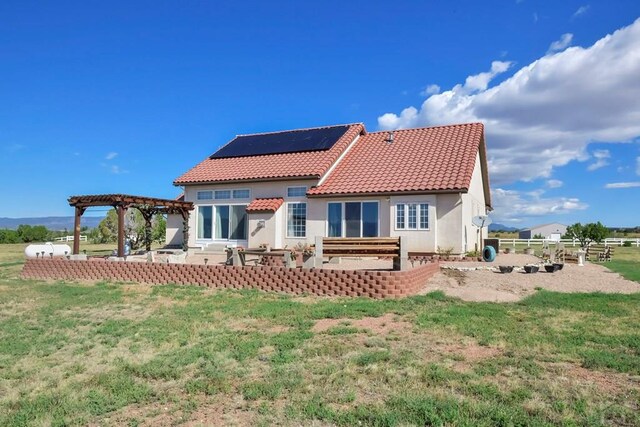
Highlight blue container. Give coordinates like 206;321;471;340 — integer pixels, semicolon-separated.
482;245;496;262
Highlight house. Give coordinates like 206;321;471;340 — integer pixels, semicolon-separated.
518;223;567;241
168;122;491;255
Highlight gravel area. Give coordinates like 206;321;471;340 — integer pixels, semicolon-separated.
423;253;640;302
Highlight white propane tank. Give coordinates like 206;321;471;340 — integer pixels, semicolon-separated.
25;242;72;259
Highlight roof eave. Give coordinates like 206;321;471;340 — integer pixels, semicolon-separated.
173;175;320;187
306;188;469;198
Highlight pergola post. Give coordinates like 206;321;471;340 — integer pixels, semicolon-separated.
138;208;155;252
116;205;126;258
73;206;85;255
181;210;190;252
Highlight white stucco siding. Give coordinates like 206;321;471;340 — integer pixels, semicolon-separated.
389;194;437;253
181;179;318;249
166;214;183;247
435;193;463;254
461;153;488;253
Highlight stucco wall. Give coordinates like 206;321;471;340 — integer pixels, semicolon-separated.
176;167;487;255
181;178;318;249
166;214;183;247
460;153;488;253
389;194;437;253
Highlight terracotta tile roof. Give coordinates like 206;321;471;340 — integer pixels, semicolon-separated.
245;198;284;213
174;124;364;185
307;123;489;202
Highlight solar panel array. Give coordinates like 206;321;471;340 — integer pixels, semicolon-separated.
210;125;350;159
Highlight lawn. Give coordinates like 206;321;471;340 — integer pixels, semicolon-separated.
1;246;640;425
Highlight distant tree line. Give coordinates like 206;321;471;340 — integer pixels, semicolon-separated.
0;224;84;244
0;210;167;249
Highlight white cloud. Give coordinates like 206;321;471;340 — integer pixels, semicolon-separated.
491;188;588;222
105;152;118;160
420;84;441;96
587;149;610;171
573;5;590;19
546;179;563;188
378;18;640;185
110;165;128;174
548;33;573;53
605;182;640;188
533;12;538;23
636;156;640;175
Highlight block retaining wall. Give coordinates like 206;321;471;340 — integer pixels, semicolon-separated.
21;259;440;299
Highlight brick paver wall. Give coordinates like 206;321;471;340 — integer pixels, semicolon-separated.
21;259;439;299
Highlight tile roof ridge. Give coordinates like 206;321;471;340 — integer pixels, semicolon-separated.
367;122;484;134
235;122;364;137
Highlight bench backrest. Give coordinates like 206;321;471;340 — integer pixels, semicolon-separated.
321;237;401;258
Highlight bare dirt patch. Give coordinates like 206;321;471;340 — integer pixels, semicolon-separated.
423;254;640;302
226;318;290;334
440;343;503;373
312;313;412;335
546;362;640;395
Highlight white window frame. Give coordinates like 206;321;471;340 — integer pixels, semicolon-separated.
395;202;429;231
325;200;380;238
286;201;307;238
287;186;307;198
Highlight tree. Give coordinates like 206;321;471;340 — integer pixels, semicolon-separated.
564;222;608;248
92;208;166;249
152;215;166;244
0;229;20;244
16;224;49;243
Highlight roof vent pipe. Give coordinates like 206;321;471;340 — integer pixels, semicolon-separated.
387;131;394;143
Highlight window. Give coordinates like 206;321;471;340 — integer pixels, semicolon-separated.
327;201;379;238
362;202;378;237
197;205;247;240
287;186;307;197
232;189;250;199
419;203;429;229
197;206;213;239
396;204;405;229
215;206;230;239
214;190;231;200
197;191;213;200
408;204;417;229
327;202;342;237
396;203;429;230
287;203;307;237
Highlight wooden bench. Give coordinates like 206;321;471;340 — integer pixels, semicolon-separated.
586;244;614;262
316;237;407;270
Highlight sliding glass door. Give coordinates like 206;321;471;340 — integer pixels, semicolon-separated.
328;201;379;238
198;204;247;241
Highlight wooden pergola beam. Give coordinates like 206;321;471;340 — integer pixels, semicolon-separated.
67;194;194;257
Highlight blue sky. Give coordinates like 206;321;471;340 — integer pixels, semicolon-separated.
1;1;639;227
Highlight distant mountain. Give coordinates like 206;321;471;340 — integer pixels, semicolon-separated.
488;223;520;232
0;216;105;231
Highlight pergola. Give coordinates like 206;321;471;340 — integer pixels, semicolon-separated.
68;194;194;257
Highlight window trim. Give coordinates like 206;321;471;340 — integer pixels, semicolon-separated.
395;202;430;231
285;201;307;238
287;186;308;198
325;200;380;238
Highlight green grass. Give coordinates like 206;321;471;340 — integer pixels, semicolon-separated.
1;247;640;425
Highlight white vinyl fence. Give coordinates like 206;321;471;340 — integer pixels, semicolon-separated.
55;235;87;242
497;238;640;248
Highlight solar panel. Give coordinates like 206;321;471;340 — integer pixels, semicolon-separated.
210;125;350;159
